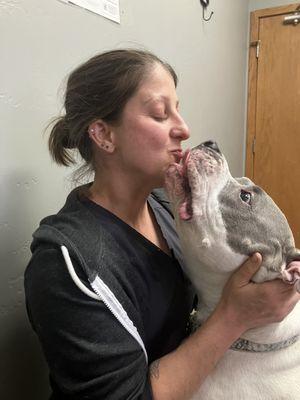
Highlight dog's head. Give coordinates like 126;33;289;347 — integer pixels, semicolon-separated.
165;141;300;283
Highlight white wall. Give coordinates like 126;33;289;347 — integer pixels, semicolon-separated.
0;1;249;398
249;0;299;11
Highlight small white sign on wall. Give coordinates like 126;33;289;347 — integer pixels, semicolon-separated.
59;0;120;23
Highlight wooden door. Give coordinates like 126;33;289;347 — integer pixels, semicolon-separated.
246;4;300;247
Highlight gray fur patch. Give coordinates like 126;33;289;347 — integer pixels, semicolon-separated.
218;178;295;274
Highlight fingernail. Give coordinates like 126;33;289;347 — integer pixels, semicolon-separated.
251;253;259;263
296;280;300;293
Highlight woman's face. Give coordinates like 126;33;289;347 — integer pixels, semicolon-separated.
111;63;190;187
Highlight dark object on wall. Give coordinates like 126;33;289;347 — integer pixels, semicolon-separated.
200;0;214;21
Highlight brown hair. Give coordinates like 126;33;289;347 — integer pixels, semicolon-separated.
48;49;178;169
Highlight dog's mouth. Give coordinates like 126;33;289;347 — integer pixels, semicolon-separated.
179;149;193;220
166;144;225;221
165;149;193;221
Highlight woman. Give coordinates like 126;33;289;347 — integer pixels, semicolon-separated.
24;49;300;400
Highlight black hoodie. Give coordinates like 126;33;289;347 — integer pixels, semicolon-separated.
24;185;194;399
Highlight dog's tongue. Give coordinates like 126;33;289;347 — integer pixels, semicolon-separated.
179;201;192;220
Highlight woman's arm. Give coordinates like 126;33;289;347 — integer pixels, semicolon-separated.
25;247;151;399
149;253;300;400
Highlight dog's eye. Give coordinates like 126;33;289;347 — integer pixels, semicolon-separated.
240;190;252;205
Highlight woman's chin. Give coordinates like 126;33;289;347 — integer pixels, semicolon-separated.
149;173;165;189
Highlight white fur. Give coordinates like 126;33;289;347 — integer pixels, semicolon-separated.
167;148;300;399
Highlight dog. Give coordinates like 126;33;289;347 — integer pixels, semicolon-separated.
165;141;300;400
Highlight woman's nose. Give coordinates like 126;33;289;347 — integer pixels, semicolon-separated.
171;115;190;140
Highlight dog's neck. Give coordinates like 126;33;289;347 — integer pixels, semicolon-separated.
192;262;300;344
177;210;300;345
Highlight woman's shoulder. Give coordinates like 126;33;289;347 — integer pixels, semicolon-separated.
24;245;89;307
151;188;173;216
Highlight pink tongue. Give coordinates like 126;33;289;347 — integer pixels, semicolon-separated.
179;201;192;220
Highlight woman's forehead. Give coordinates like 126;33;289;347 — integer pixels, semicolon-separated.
136;81;178;106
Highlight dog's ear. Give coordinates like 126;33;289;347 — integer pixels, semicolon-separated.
283;249;300;286
235;177;253;186
287;249;300;265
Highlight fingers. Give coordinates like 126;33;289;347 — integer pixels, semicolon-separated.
220;254;300;331
277;289;300;321
233;253;262;286
262;277;296;295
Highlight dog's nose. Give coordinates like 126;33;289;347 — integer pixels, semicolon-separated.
201;140;221;154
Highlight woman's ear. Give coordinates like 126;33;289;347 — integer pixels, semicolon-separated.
88;120;115;153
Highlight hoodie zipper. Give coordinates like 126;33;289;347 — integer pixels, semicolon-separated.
61;245;148;364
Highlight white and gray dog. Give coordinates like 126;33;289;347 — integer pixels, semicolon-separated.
165;141;300;400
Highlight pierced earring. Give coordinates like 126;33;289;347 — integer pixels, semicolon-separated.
100;142;112;151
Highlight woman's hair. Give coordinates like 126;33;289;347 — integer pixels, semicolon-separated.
48;49;178;169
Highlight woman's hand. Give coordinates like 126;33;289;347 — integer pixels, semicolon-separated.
216;253;300;334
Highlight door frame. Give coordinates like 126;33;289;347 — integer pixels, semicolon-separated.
245;3;300;178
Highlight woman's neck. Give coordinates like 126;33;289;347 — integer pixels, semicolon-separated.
87;172;153;228
87;172;170;256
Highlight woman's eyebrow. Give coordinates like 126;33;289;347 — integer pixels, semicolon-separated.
143;95;179;107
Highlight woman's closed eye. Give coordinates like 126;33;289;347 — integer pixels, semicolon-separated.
152;114;168;121
150;106;168;121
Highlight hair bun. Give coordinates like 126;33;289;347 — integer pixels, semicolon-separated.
48;116;75;165
58;118;73;149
